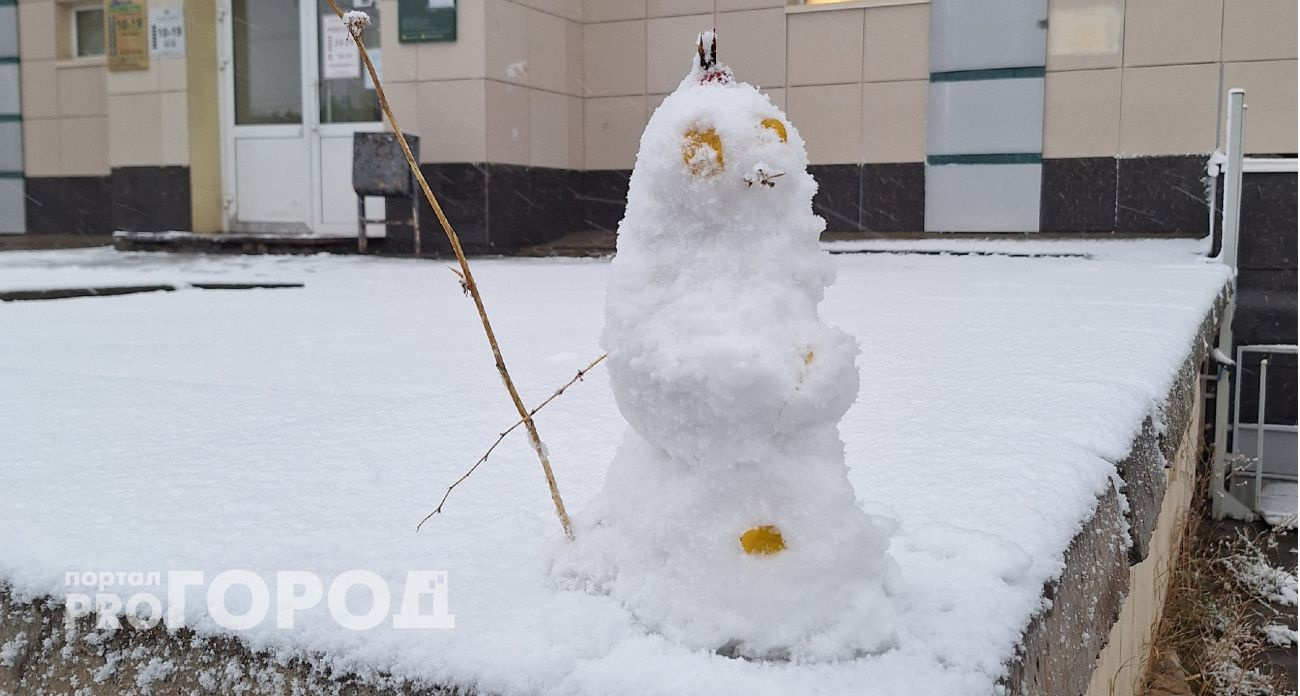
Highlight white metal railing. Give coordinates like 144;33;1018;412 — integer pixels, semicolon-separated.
1243;157;1299;174
1234;346;1298;475
1208;88;1299;521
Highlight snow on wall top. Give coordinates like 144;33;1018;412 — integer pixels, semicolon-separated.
0;242;1229;696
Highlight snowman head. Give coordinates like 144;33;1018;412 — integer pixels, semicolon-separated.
623;31;821;243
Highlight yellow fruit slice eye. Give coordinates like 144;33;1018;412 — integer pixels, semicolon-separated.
682;128;724;176
740;525;786;555
761;118;787;143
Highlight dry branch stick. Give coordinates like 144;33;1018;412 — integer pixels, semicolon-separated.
327;1;575;539
416;354;607;532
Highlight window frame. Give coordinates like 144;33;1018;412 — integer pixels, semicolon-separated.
71;5;106;59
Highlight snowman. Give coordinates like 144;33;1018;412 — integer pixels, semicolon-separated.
558;33;898;660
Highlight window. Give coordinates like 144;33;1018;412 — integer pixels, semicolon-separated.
73;7;105;58
232;0;303;124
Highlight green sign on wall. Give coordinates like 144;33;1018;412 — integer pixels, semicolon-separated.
397;0;456;43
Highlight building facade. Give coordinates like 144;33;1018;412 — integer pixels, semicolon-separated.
0;0;1295;251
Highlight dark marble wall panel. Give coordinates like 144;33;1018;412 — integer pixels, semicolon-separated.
111;167;191;232
22;177;64;234
485;164;536;252
808;164;861;232
1237;172;1297;271
1116;156;1210;233
580;170;631;233
486;165;583;251
376;195;418;256
23;176;112;235
529;167;584;242
416;163;488;255
1232;171;1297;425
1040;158;1117;232
861;163;924;232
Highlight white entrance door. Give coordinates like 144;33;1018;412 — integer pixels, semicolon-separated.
219;0;384;236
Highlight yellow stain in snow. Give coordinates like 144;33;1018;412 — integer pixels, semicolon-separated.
761;118;787;143
740;525;786;555
683;128;724;176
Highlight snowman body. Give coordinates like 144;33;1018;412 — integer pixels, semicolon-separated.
562;37;897;660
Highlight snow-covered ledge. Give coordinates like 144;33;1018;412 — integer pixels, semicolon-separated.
0;243;1231;695
1007;301;1222;696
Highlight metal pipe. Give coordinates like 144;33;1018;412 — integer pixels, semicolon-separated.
1220;89;1247;271
1255;357;1269;505
1233;346;1244;445
1210;316;1237;520
1208;89;1247;517
1207;167;1219;251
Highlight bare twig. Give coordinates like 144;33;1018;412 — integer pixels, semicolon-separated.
327;0;575;539
417;354;607;531
446;266;469;295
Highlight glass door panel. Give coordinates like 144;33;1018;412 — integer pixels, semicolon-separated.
317;0;381;124
233;0;303;125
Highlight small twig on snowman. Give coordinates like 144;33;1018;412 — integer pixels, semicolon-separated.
417;353;608;531
744;165;785;188
325;0;576;539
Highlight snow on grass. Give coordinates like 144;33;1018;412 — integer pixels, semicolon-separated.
0;244;1230;695
0;633;26;667
1263;623;1297;646
134;657;175;692
1223;534;1299;607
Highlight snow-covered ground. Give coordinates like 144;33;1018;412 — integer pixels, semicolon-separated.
0;244;1230;695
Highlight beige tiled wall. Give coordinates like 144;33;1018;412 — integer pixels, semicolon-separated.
1223;59;1299;154
17;0;1293;180
384;0;587;168
648;0;713;18
862;79;926;163
1222;0;1297;62
864;4;928;82
1122;0;1222;67
788;9;864;86
579;0;930;169
584;0;644;23
584;20;647;96
647;13;714;93
788;83;862;164
1043;68;1121;158
584;94;646;169
18;0;110;178
328;0;1300;197
1045;0;1298;156
1119;63;1219;156
715;8;785;89
15;0;189;172
427;80;491;163
106;2;190;171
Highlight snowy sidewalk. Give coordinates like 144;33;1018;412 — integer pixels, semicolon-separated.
0;243;1230;695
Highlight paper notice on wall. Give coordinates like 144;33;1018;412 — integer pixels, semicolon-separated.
322;14;360;80
149;6;185;59
107;1;150;72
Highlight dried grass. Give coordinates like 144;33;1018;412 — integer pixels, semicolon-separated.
1146;451;1297;696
